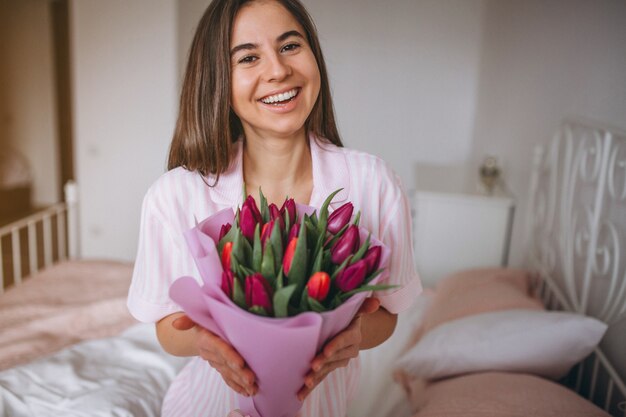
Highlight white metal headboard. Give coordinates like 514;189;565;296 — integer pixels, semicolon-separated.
0;181;79;292
526;119;626;415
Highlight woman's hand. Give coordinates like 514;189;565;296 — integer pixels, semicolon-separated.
296;297;381;401
172;315;258;397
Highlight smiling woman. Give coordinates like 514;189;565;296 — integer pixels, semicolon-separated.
127;1;421;416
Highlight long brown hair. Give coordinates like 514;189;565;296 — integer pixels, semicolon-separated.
168;0;342;184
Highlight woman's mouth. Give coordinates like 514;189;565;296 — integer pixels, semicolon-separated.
259;88;300;105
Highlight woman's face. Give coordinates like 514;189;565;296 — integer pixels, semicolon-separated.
229;0;321;140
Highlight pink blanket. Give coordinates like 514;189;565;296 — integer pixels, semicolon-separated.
0;260;136;370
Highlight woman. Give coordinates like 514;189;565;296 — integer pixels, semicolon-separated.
127;0;421;415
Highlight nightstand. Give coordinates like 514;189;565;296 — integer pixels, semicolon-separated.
412;164;515;287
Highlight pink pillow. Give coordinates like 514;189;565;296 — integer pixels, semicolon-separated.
424;268;542;332
402;268;543;349
411;372;610;417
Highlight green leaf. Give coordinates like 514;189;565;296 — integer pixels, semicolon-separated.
288;218;308;293
311;246;323;274
217;223;237;254
237;264;256;278
364;268;384;285
304;214;319;249
317;189;342;237
330;255;352;280
252;223;262;271
298;286;310;311
270;221;284;269
308;296;327;312
259;188;270;223
261;243;276;283
276;267;284;290
233;278;247;309
273;284;297;318
249;305;268;316
230;253;241;276
350;233;371;265
353;210;361;227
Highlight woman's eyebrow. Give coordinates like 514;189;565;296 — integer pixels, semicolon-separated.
230;30;305;57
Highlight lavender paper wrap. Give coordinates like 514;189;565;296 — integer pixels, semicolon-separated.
169;206;390;417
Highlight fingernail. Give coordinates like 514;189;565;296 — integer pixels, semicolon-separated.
312;364;321;372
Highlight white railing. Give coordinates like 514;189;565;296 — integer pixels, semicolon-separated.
0;181;78;292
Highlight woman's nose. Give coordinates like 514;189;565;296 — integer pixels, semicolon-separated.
264;53;291;82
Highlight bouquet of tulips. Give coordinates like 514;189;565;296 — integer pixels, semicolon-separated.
216;189;391;318
169;189;392;417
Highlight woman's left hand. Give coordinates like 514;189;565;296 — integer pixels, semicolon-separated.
297;297;381;401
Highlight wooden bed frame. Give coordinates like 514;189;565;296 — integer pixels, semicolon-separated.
0;181;78;292
527;119;626;416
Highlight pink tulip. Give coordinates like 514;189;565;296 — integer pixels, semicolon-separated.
281;198;296;227
221;269;235;298
335;260;368;292
287;223;300;242
330;225;360;265
327;203;353;234
240;196;261;241
218;223;232;241
269;203;285;230
245;273;273;314
363;245;382;274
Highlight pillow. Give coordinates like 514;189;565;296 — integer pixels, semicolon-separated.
423;268;543;334
394;309;607;381
412;372;611;417
401;268;543;351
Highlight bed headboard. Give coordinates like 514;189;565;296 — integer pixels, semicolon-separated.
0;181;79;292
526;119;626;415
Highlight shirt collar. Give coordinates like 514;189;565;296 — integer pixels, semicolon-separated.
209;135;350;209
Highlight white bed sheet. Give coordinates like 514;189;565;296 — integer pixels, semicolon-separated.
348;293;431;417
0;323;188;417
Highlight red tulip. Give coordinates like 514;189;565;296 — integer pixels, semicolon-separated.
221;269;235;298
245;273;273;314
261;220;274;245
327;203;353;234
221;241;233;271
218;223;232;241
269;203;285;230
307;272;330;301
240;196;262;241
283;237;298;276
330;225;360;265
335;259;368;292
281;198;296;227
363;245;382;274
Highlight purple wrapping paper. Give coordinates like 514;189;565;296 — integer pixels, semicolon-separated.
169;205;390;417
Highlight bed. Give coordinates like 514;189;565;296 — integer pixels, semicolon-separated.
1;119;625;417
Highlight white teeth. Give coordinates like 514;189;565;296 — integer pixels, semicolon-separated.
261;88;298;104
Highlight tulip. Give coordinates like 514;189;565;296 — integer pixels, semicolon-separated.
363;245;382;274
330;225;360;265
307;272;330;301
245;273;273;314
281;198;296;227
283;237;298;276
327;203;353;234
221;269;235;298
335;259;368;292
287;223;300;242
240;196;262;241
269;203;285;230
218;223;232;241
261;220;274;246
221;241;233;271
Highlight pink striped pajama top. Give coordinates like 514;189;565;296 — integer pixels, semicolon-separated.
127;135;422;417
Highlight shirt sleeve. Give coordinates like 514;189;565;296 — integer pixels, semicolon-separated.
374;170;422;314
127;187;198;323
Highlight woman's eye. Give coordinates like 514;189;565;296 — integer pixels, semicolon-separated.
281;43;301;53
238;55;258;64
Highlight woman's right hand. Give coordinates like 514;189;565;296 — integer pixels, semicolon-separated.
172;315;258;397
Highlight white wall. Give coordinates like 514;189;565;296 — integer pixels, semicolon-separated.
71;0;178;260
0;0;60;205
303;0;484;189
471;0;626;267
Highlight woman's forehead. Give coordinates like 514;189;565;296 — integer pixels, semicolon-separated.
231;1;304;45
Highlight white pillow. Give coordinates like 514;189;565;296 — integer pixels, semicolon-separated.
394;309;608;380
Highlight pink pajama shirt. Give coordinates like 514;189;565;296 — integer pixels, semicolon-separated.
127;136;421;417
